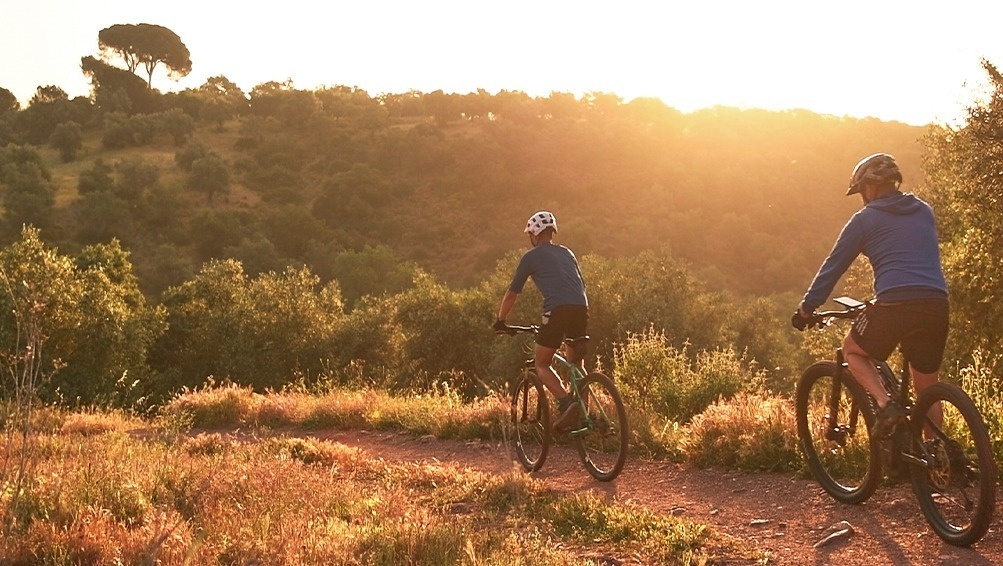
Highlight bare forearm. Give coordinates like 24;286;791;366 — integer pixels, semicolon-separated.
497;290;518;320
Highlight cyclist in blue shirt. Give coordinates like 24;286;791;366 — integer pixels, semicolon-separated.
494;211;589;429
792;153;949;438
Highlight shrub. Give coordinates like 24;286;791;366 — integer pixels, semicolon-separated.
150;260;345;397
681;393;800;472
613;327;762;422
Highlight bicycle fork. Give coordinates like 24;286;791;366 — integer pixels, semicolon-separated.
824;350;862;446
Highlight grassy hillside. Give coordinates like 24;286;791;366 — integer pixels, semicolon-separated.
20;100;927;301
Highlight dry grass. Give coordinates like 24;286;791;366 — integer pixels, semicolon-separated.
681;393;801;472
0;400;735;565
162;383;508;441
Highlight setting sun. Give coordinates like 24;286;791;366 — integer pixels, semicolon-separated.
4;0;1003;126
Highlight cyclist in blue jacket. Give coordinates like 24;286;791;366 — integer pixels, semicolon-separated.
494;211;589;430
792;153;949;438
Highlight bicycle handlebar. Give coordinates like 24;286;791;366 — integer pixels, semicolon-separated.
807;296;868;329
495;323;539;336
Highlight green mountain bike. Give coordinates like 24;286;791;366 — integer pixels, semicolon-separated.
795;296;996;546
499;324;629;481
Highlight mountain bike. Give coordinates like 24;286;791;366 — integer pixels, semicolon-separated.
795;296;996;546
498;323;629;481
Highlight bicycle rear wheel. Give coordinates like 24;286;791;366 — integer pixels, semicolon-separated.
909;382;996;546
510;368;551;472
796;361;881;504
572;372;628;482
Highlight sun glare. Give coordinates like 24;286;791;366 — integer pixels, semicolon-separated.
3;1;1003;126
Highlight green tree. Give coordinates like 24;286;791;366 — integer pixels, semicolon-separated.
73;191;135;245
174;140;213;172
114;156;160;202
81;55;160;114
49;121;83;162
64;239;166;404
0;145;55;232
311;163;392;232
78;158;115;194
98;23;192;89
315;85;371;121
324;245;420;308
158;107;195;145
0;87;19;114
197;75;247;129
923;59;1003;359
187;154;230;203
580;250;732;364
189;209;245;260
260;204;331;259
384;271;495;396
150;260;345;394
248;80;291;118
15;86;74;144
0;228;165;405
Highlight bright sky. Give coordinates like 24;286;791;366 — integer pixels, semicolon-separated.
4;1;1003;127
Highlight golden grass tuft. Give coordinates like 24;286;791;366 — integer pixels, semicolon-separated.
682;392;800;471
60;411;131;436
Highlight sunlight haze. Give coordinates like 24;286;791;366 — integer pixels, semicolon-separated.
4;0;1003;126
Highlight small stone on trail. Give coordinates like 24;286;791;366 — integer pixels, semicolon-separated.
813;520;854;548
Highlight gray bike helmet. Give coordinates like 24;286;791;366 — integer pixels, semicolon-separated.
525;211;557;236
847;153;903;196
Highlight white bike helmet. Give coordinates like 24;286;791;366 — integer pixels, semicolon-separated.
525;211;557;236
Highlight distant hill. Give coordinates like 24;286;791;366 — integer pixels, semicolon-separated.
9;92;928;300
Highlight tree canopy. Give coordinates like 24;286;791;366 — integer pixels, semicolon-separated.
923;59;1003;359
98;23;192;89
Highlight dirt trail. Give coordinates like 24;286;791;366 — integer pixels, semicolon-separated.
304;429;1001;565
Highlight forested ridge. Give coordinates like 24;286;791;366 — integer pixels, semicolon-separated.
0;82;927;300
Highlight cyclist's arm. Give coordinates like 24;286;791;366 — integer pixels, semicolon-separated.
497;289;519;322
800;215;865;312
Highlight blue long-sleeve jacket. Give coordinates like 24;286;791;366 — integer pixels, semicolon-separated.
800;192;947;312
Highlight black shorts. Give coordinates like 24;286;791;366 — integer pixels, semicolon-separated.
537;305;589;349
850;299;949;374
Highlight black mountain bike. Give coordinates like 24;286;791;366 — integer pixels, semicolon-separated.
499;324;628;482
795;296;996;546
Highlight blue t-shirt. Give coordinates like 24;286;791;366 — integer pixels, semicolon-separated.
508;243;588;312
801;192;948;312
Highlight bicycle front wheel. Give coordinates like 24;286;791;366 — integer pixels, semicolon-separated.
572;372;628;482
910;382;996;547
510;368;551;472
796;361;881;504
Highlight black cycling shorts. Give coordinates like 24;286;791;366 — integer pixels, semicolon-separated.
850;299;949;374
537;305;589;350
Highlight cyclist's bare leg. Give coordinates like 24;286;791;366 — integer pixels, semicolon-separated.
533;345;569;400
911;365;943;438
842;333;891;408
565;342;587;375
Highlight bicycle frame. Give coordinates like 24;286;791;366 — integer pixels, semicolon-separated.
523;340;590;433
818;304;939;471
510;326;599;436
502;321;630;481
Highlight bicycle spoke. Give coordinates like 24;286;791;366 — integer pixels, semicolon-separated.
510;370;550;472
573;372;628;482
910;382;996;546
796;362;880;504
